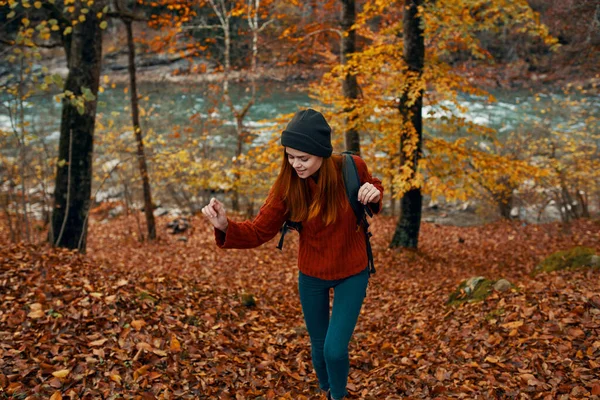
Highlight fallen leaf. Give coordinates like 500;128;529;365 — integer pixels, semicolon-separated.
501;320;524;329
88;338;108;347
28;310;45;319
50;391;63;400
170;335;181;352
52;369;70;379
131;320;146;331
153;349;168;357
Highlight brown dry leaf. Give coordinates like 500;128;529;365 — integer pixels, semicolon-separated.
136;342;152;351
170;335;181;352
152;349;168;357
134;365;150;380
104;294;117;304
131;319;146;331
501;320;524;329
1;216;599;398
52;369;70;378
6;382;23;394
28;309;45;319
50;391;63;400
88;338;108;347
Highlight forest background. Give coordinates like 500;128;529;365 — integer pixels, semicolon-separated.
1;0;600;398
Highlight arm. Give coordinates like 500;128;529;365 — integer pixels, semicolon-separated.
353;155;384;214
212;189;288;249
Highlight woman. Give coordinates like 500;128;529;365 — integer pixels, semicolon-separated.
202;109;383;399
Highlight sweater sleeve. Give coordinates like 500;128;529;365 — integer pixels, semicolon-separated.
214;188;289;249
352;155;384;214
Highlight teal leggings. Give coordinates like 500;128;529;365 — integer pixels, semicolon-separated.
298;268;369;399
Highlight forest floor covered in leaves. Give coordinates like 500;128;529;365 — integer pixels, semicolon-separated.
1;215;599;399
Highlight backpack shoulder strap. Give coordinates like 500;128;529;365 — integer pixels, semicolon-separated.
341;152;373;221
341;152;376;275
276;220;302;250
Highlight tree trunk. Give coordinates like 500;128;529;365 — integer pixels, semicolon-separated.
17;56;31;243
231;116;244;211
390;0;424;249
497;196;513;219
51;1;105;251
341;0;360;154
126;19;156;240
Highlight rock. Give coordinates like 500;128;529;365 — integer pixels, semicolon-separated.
167;218;190;234
177;236;188;242
108;205;124;219
465;276;486;294
493;279;512;292
591;255;600;267
153;207;169;217
447;276;494;305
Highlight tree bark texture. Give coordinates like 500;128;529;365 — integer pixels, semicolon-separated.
126;19;156;240
341;0;360;155
390;0;424;249
51;1;105;251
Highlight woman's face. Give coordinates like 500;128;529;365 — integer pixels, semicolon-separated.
285;147;323;179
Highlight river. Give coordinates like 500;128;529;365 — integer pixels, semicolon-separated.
2;81;598;149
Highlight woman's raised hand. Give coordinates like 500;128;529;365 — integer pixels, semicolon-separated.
201;198;228;232
358;182;381;205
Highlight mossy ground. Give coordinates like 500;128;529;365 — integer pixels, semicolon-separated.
533;246;598;275
447;278;496;306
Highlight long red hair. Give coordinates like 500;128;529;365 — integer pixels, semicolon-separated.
272;151;347;225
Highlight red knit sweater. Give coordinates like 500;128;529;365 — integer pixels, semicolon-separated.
214;155;384;280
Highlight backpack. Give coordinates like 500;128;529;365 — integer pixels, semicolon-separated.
276;152;376;275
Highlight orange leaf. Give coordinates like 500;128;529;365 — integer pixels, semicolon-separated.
131;320;146;331
52;369;70;378
170;335;181;352
88;338;108;347
50;391;62;400
501;320;523;329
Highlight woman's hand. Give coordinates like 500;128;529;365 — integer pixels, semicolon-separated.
202;198;228;232
358;183;381;205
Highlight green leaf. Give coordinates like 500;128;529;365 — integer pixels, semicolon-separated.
82;87;96;101
57;159;67;167
52;74;64;87
100;21;108;30
64;26;72;35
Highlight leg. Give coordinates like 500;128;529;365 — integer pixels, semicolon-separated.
298;271;332;392
324;268;369;399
